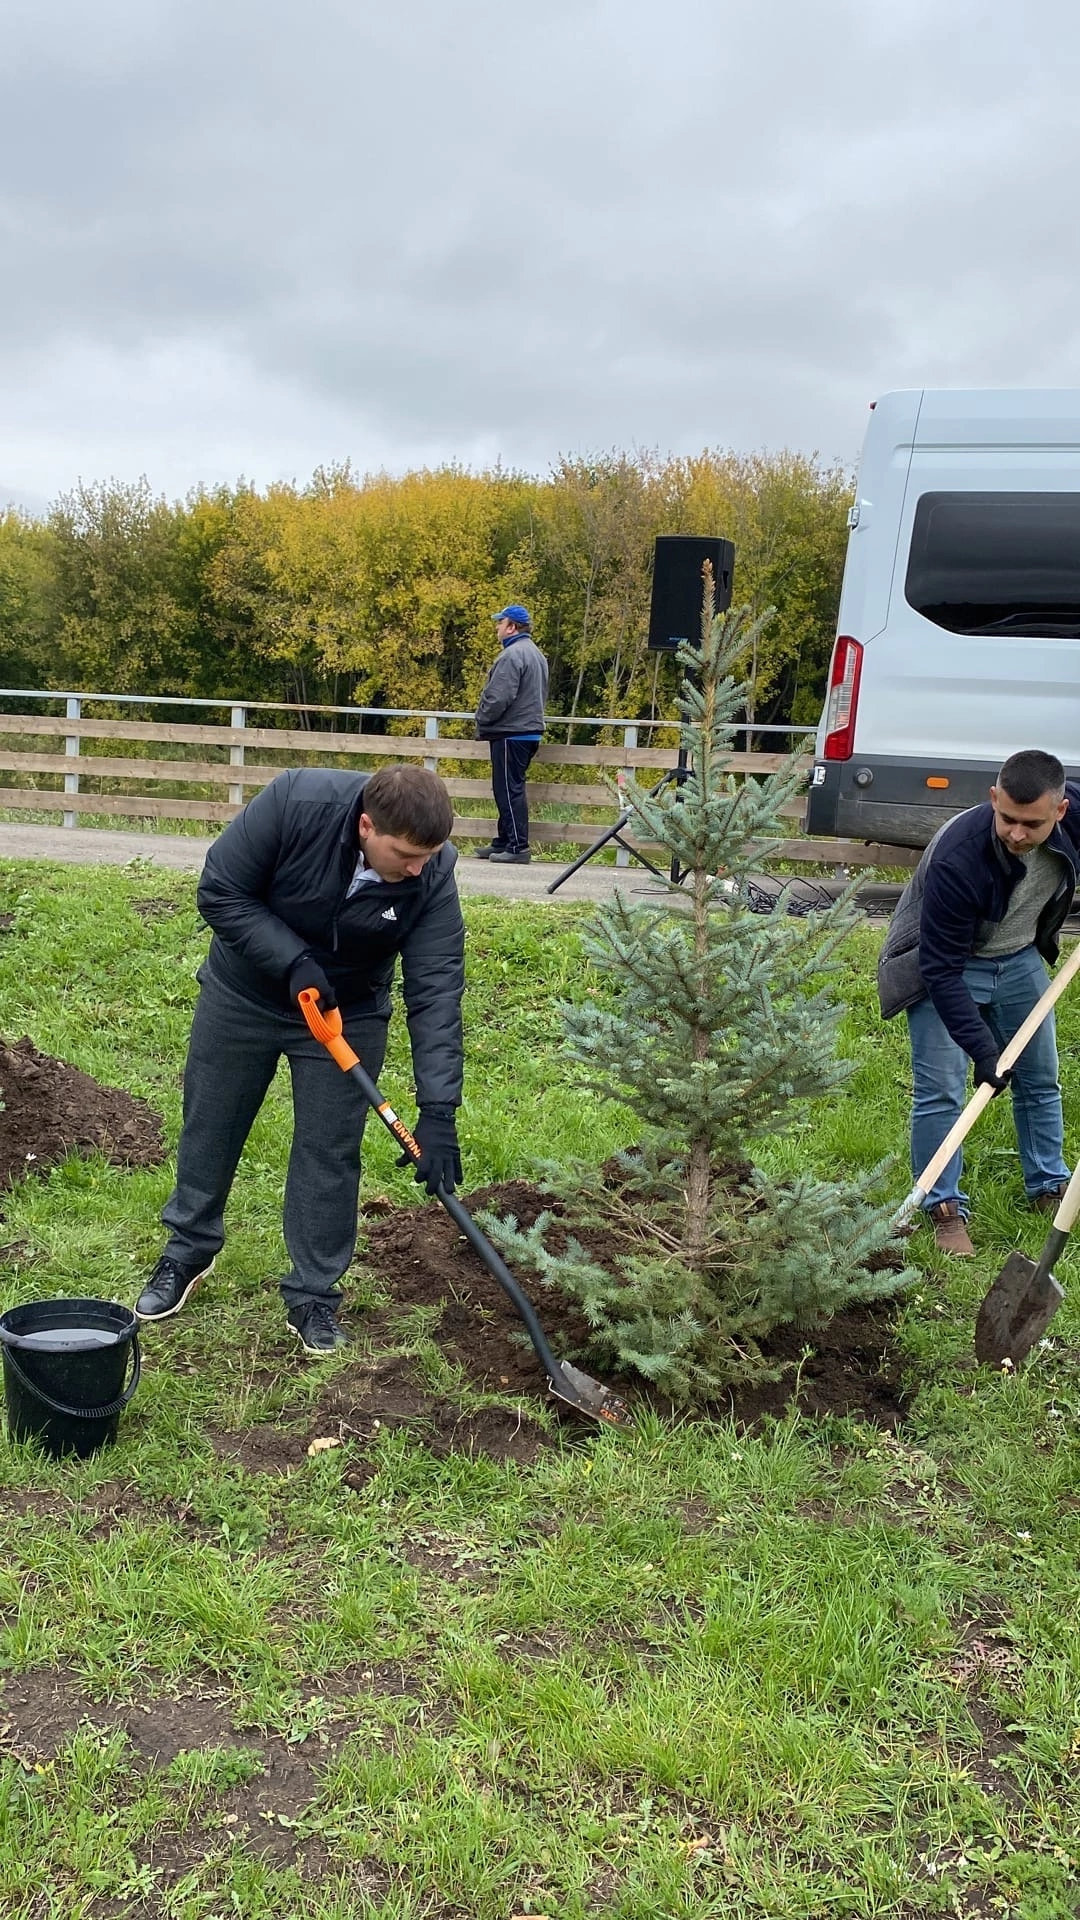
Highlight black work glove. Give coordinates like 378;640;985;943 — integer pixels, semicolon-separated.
973;1052;1011;1097
288;955;337;1012
400;1107;462;1196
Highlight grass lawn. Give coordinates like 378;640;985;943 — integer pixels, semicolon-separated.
0;860;1077;1920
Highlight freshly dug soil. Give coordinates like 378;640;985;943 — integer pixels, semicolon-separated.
0;1035;165;1197
348;1178;910;1432
0;1032;907;1442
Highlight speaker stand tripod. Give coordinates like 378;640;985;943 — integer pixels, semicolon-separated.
546;751;691;896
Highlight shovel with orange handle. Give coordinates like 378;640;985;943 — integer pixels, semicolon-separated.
297;988;634;1429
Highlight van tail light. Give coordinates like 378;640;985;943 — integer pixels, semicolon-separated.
822;636;863;761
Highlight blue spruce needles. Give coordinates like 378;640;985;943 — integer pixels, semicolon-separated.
499;584;915;1402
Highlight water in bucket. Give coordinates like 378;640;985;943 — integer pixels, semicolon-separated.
0;1298;141;1459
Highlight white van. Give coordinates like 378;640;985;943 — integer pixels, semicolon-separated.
806;388;1080;849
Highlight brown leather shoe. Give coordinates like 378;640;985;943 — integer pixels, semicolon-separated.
1031;1182;1068;1215
928;1201;974;1257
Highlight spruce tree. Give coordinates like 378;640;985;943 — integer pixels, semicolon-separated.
491;571;913;1402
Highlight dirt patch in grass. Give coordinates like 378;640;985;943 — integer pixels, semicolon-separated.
0;1668;262;1768
3;1478;169;1534
0;1664;107;1761
207;1353;551;1475
0;1661;456;1894
129;897;180;921
209;1424;308;1476
0;1035;165;1196
315;1351;552;1463
348;1178;909;1436
3;1485;80;1523
0;1667;340;1878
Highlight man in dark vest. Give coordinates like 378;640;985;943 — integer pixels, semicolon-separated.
474;604;549;864
135;764;465;1353
877;749;1080;1256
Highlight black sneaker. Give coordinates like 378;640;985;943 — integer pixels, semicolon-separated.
287;1302;347;1356
488;848;531;864
472;845;503;860
135;1253;215;1322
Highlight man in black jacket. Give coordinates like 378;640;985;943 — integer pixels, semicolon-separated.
878;749;1080;1256
135;764;465;1353
474;604;549;864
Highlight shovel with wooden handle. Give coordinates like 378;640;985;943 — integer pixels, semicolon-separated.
893;935;1080;1231
974;1159;1077;1366
296;988;634;1430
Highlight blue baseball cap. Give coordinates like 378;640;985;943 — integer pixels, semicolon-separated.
494;604;531;627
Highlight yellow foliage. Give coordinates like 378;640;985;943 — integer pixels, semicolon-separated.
5;453;851;727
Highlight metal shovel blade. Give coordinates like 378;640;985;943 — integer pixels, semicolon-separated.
974;1250;1065;1367
547;1360;635;1429
295;991;635;1433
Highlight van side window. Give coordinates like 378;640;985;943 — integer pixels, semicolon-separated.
905;491;1080;637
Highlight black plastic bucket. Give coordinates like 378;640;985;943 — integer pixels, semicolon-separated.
0;1299;141;1459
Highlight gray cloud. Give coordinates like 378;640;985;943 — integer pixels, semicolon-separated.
3;0;1080;503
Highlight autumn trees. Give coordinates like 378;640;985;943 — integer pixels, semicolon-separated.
0;449;850;726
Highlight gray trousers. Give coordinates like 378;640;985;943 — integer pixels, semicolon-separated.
161;964;388;1311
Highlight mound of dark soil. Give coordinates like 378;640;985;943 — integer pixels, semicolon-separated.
0;1035;165;1197
0;1027;906;1447
349;1178;909;1433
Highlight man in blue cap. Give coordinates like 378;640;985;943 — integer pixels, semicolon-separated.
474;604;549;864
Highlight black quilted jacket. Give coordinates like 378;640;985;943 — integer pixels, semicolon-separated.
197;768;465;1109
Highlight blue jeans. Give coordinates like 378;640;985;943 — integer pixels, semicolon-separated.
907;946;1069;1213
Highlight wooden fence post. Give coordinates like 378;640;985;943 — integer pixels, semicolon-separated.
424;715;439;771
63;696;81;829
616;725;638;868
229;706;246;810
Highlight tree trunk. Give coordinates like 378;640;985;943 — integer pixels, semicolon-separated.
565;559;598;744
684;897;714;1264
684;1131;712;1268
683;567;718;1268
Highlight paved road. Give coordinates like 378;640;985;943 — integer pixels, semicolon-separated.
10;823;1080;942
0;821;666;906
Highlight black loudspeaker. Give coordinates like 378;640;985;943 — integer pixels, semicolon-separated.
647;536;735;651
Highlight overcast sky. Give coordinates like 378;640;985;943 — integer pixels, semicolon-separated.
3;0;1079;513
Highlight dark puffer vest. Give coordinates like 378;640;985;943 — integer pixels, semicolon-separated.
877;788;1080;1060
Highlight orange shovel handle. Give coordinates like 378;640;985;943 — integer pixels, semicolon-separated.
297;987;360;1071
296;987;632;1428
298;987;423;1161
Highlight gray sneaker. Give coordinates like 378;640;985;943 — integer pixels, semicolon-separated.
287;1302;347;1356
135;1254;215;1321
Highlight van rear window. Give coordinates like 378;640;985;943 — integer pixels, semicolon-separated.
905;492;1080;636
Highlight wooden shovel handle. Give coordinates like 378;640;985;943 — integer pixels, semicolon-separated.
994;935;1080;1072
1048;1155;1080;1235
900;936;1080;1214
